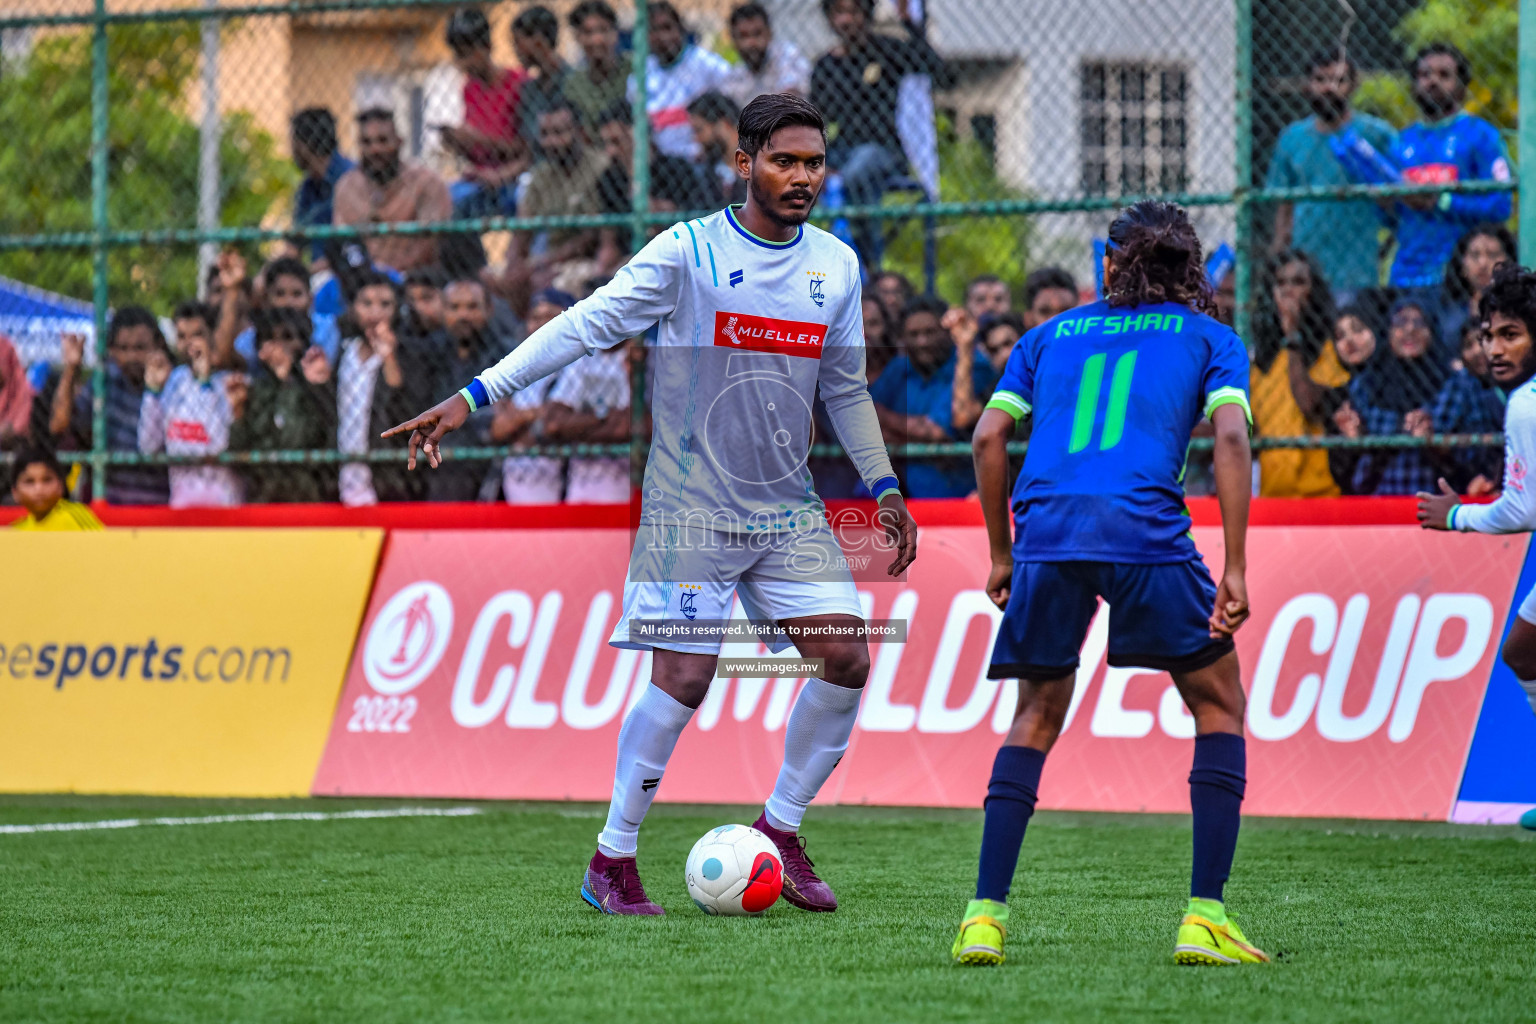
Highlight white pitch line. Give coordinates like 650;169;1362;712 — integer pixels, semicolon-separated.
0;806;482;835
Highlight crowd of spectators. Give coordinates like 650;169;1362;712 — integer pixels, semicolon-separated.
0;6;1519;510
1233;41;1514;497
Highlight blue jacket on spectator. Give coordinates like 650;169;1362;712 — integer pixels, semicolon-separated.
1390;113;1513;288
295;153;355;229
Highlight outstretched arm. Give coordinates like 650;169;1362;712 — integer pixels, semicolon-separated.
383;231;684;468
944;308;986;432
1421;392;1536;533
48;334;84;439
211;251;250;371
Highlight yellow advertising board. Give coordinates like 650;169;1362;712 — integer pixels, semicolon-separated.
0;529;381;796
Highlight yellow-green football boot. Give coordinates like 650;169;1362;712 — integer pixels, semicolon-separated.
1174;898;1268;965
952;899;1008;965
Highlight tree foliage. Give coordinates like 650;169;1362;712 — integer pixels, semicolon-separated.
0;24;294;307
880;137;1032;305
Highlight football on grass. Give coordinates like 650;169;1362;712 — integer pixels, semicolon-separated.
685;824;784;916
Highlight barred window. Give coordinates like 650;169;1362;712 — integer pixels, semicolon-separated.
1080;61;1189;196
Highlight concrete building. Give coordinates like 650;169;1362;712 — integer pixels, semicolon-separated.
772;0;1238;279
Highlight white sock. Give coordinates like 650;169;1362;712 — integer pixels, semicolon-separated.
596;683;695;858
763;679;863;832
1520;678;1536;715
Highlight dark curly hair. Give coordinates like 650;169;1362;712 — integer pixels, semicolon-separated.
1478;262;1536;341
1103;200;1215;315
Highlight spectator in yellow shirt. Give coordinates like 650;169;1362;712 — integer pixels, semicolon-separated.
1249;250;1352;496
8;447;103;531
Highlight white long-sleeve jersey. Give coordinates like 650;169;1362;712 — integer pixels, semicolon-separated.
1452;377;1535;533
463;208;898;531
138;366;241;508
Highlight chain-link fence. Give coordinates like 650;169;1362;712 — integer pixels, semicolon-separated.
0;0;1520;508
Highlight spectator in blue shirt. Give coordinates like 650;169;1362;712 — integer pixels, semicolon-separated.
291;108;354;240
1266;49;1398;305
870;294;996;497
1389;43;1513;292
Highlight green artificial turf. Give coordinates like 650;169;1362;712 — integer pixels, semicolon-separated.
0;796;1532;1023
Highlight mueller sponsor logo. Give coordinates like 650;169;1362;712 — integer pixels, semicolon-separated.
1403;163;1459;186
714;311;826;358
168;420;211;444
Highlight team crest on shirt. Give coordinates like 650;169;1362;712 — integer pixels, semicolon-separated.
807;271;826;308
1510;454;1527;493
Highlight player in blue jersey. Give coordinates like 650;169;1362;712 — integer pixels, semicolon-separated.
950;201;1266;967
1390;43;1513;292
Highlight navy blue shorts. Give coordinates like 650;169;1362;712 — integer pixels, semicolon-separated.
987;560;1234;681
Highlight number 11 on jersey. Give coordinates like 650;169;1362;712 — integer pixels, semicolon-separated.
1069;350;1138;453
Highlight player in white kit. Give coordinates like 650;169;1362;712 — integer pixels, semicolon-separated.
385;93;918;912
1418;263;1536;829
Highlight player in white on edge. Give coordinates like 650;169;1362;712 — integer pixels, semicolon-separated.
385;93;918;913
1418;263;1536;831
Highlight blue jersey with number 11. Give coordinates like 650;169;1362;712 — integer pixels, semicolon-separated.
986;299;1250;564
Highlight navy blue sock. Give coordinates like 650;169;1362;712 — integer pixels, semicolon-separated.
1189;732;1246;901
975;745;1047;902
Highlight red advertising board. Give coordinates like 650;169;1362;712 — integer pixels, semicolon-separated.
312;526;1525;820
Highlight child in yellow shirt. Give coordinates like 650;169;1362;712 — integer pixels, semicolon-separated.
8;447;103;531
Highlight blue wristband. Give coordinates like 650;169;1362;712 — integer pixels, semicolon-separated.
459;377;490;412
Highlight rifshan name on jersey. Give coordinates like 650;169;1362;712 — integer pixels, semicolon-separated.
986;299;1252;563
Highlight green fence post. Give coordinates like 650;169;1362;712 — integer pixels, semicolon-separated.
1232;0;1254;346
1521;0;1536;260
89;0;110;503
629;0;651;491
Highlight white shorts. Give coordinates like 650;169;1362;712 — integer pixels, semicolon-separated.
609;522;862;655
1518;583;1536;626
